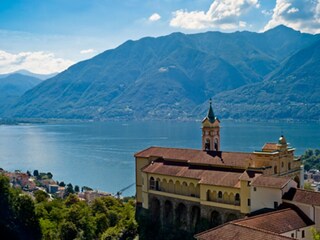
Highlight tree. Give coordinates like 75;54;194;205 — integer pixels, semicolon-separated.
64;183;74;197
121;218;138;240
304;182;314;191
47;172;53;179
34;190;49;203
82;186;93;192
59;181;66;187
33;170;39;177
65;194;79;207
302;149;320;171
91;198;108;215
60;221;78;240
12;194;42;239
101;227;121;240
40;219;58;239
312;227;320;240
0;177;138;240
305;149;314;158
107;210;119;227
74;185;80;192
0;175;11;236
95;213;109;236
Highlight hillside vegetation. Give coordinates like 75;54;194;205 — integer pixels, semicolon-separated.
4;25;320;121
0;174;137;240
302;149;320;171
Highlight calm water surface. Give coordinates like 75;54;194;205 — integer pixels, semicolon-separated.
0;120;319;196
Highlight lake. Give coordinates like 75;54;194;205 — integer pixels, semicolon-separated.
0;120;319;196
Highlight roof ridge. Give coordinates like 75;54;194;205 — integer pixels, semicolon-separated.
234;208;291;222
251;175;291;188
230;223;294;239
296;188;319;193
194;222;231;238
138;146;252;154
134;146;155;156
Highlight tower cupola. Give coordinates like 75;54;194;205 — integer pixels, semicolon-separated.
202;99;220;151
206;99;216;123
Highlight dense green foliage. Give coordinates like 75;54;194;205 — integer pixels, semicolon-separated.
0;174;41;239
0;174;138;240
36;194;137;240
4;25;320;120
302;149;320;171
312;227;320;240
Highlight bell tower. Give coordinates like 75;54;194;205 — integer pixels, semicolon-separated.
202;99;220;151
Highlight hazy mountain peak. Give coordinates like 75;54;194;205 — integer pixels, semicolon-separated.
0;69;58;80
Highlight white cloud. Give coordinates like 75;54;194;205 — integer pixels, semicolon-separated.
170;0;260;30
158;67;168;73
287;7;299;14
261;9;273;16
239;21;247;28
263;0;320;34
0;50;74;74
80;48;95;54
149;13;161;22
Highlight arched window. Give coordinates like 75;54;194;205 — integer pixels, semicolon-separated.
218;191;222;198
235;193;240;201
235;193;240;206
214;138;219;151
155;178;160;191
205;139;210;151
150;177;155;190
207;190;211;201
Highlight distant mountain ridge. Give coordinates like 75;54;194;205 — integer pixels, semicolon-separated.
0;70;57;80
0;73;41;114
4;25;320;120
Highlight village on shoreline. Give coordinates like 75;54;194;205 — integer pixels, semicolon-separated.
0;168;115;202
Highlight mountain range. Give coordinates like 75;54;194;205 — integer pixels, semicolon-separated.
0;73;41;114
0;70;57;81
3;25;320;121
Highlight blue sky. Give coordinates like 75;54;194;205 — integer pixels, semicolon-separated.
0;0;319;74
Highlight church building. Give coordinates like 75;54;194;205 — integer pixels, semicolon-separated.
135;100;303;232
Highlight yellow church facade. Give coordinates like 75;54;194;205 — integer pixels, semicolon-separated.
135;101;302;230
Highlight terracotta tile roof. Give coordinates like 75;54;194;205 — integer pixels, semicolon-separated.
195;223;294;240
200;171;242;188
251;175;292;189
235;208;314;234
196;207;312;240
283;188;320;206
262;143;279;152
239;171;261;181
142;162;204;180
135;147;251;168
142;162;242;188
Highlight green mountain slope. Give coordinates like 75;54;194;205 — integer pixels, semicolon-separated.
212;39;320;120
5;25;320;120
